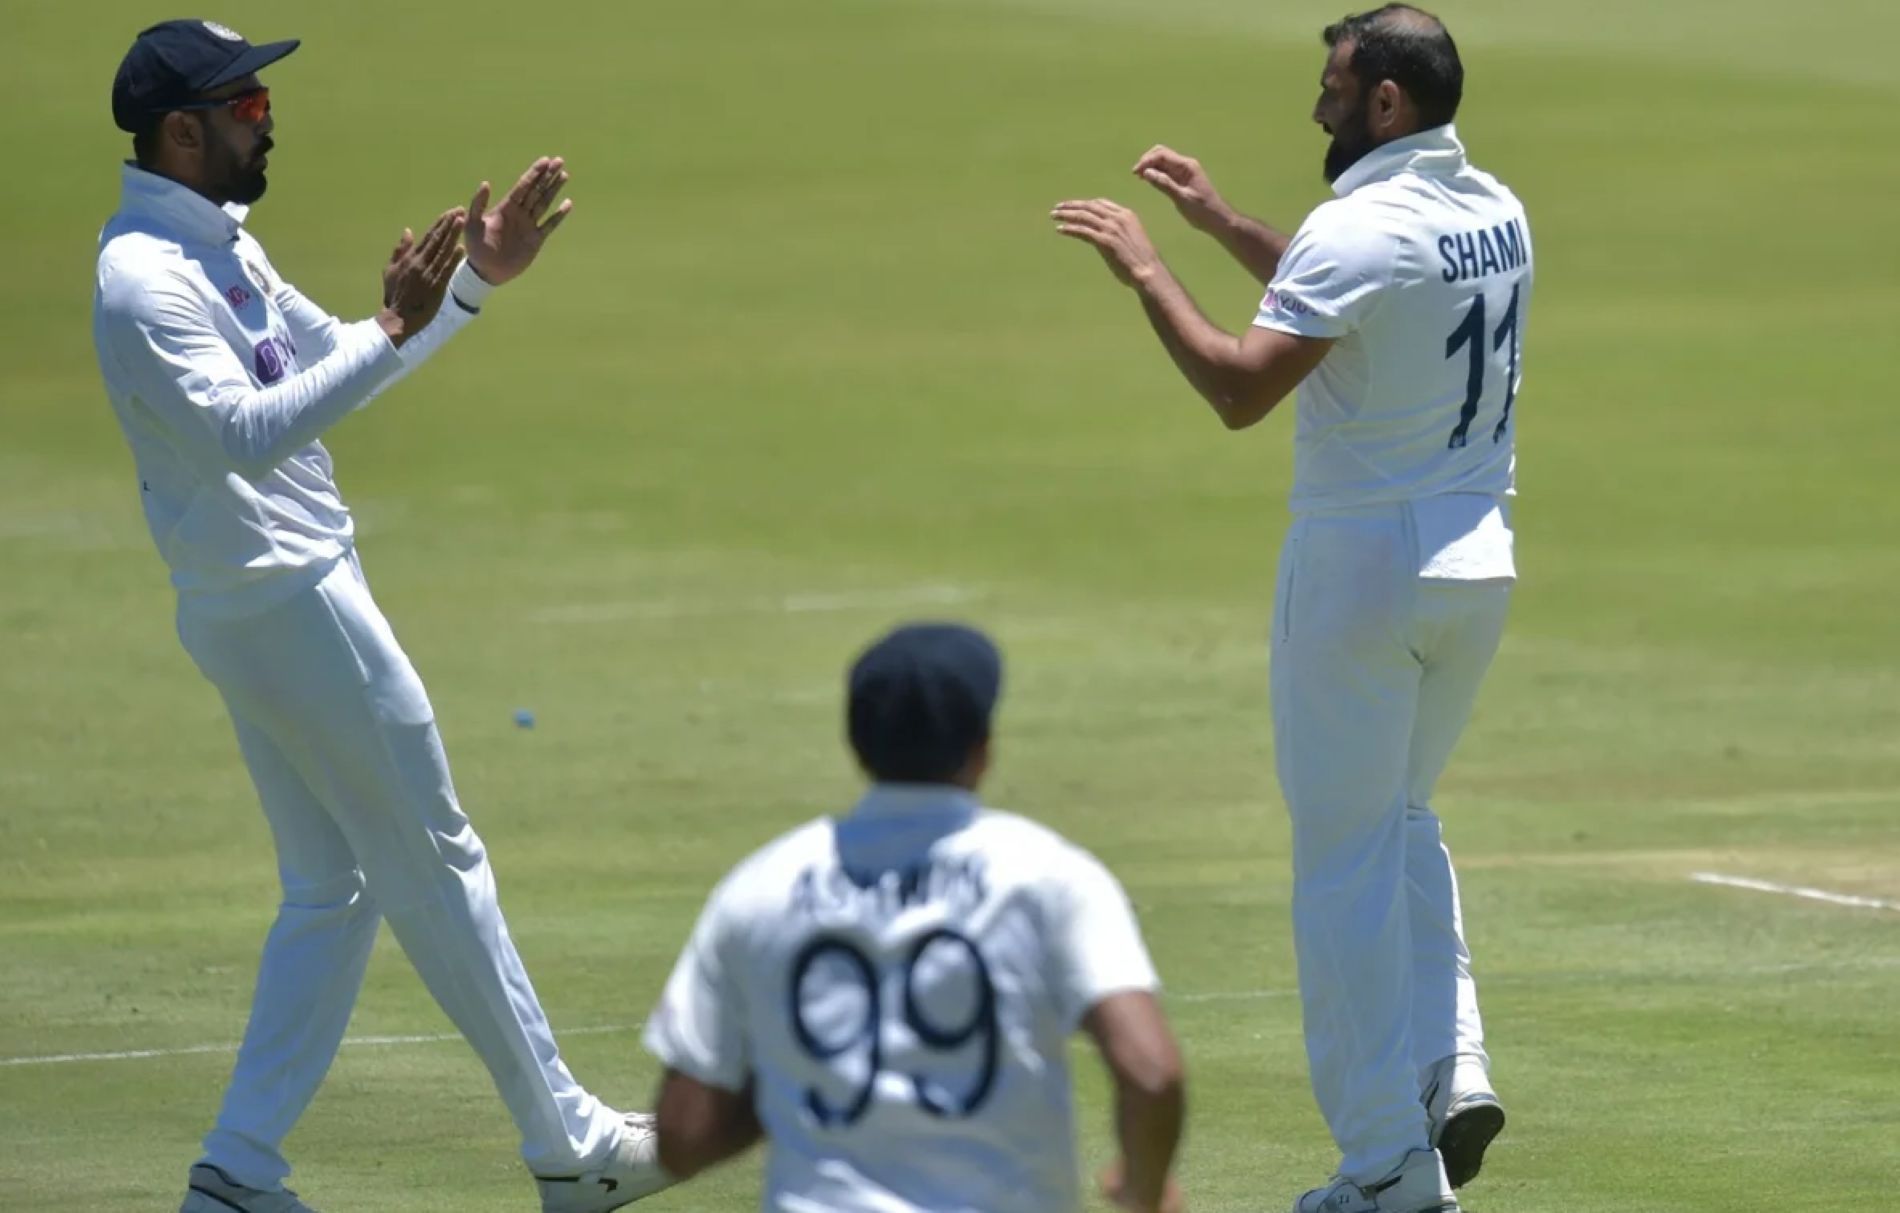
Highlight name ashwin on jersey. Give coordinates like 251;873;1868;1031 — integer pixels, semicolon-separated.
1438;218;1528;283
791;856;989;922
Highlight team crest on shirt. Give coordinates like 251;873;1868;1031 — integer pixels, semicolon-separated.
202;21;244;41
225;282;253;308
240;257;272;293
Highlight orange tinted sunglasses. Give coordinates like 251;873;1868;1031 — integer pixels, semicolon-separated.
179;86;271;125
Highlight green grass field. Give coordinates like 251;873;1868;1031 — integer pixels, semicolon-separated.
4;0;1898;1208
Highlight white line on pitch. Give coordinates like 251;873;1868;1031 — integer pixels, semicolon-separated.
0;989;1302;1069
1690;871;1900;912
1173;988;1296;1004
0;1023;636;1070
530;585;981;625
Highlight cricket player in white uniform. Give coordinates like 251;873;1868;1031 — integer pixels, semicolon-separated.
1053;6;1525;1211
90;21;667;1213
642;623;1188;1213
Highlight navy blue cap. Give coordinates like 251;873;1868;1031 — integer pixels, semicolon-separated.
847;623;1003;783
112;19;299;133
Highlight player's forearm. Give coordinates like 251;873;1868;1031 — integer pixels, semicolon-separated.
700;1098;765;1173
214;270;482;475
653;1071;764;1180
658;1114;762;1180
1200;205;1291;286
1111;1069;1186;1211
1133;268;1264;430
1085;992;1186;1213
203;322;403;478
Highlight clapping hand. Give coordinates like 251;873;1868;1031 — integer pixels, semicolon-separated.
378;207;466;346
462;156;575;286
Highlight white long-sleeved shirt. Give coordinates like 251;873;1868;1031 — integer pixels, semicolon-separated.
92;164;490;616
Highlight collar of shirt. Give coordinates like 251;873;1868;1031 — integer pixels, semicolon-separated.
848;783;980;822
118;162;250;246
1330;122;1467;198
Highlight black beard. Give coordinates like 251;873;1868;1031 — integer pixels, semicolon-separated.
1322;106;1375;184
204;123;271;205
226;166;269;204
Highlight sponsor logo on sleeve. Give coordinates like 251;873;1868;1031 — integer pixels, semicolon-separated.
252;327;299;385
1263;289;1314;317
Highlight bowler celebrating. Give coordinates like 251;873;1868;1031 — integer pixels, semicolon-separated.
91;20;666;1213
1053;7;1526;1212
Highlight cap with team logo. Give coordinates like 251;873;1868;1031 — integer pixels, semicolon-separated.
847;622;1004;783
111;19;299;133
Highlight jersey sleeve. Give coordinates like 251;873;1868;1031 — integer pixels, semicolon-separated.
1048;846;1161;1030
257;233;492;396
643;876;751;1092
94;256;402;482
1253;202;1396;339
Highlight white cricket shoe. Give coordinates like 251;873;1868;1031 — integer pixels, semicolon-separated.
535;1112;676;1213
179;1164;319;1213
1421;1054;1506;1188
1292;1149;1459;1213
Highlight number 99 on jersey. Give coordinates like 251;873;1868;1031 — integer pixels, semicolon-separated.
789;928;1000;1127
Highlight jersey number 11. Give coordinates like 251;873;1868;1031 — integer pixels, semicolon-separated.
1446;283;1522;449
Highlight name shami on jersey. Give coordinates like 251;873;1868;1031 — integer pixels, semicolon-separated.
1438;218;1529;283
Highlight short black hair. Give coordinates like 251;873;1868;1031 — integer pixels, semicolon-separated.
131;122;161;167
1323;4;1464;129
847;623;1002;784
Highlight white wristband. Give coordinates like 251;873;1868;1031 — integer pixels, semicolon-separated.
448;259;496;314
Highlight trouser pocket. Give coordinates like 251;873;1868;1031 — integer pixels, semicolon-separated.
1274;522;1305;646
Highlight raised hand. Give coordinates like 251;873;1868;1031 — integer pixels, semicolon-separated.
1133;145;1230;233
462;156;574;286
1051;198;1164;288
378;207;466;347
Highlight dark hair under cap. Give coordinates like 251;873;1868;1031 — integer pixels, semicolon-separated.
847;622;1003;784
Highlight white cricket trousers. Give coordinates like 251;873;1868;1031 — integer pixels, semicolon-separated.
175;553;618;1188
1269;503;1510;1182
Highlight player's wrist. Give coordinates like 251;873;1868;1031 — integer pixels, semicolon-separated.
447;258;495;314
374;307;411;348
1188;195;1236;235
1129;261;1170;294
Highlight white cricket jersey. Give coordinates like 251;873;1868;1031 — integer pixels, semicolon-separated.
1255;125;1532;570
644;785;1161;1213
92;164;488;617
